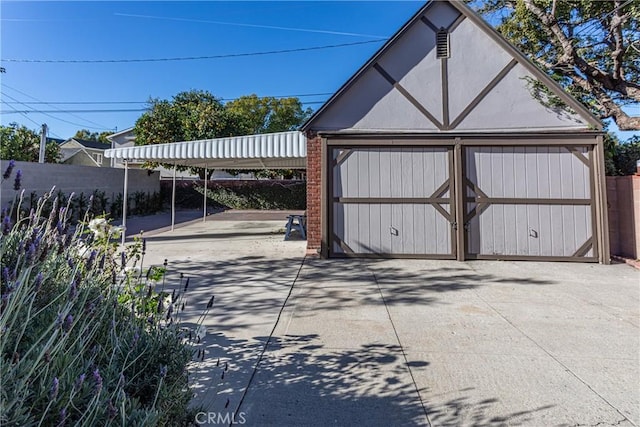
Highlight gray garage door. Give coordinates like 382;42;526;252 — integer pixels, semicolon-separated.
464;146;596;261
330;147;455;257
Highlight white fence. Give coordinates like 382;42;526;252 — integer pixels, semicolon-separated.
0;160;160;210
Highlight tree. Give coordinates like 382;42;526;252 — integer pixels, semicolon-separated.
226;94;312;135
0;123;60;163
134;90;245;178
226;95;312;179
134;91;312;179
73;129;114;144
470;0;639;130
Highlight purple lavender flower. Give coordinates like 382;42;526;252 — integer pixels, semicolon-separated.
2;160;15;179
184;277;190;292
67;257;74;269
34;272;43;291
108;400;117;419
74;373;86;390
159;365;168;377
120;251;126;268
68;280;78;300
13;170;22;191
92;368;103;394
50;377;59;400
2;216;11;235
25;243;36;264
2;267;9;284
63;314;73;332
98;254;105;270
56;220;64;235
58;407;67;427
86;250;97;270
2;160;16;179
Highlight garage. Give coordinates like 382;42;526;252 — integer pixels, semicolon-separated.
302;0;609;263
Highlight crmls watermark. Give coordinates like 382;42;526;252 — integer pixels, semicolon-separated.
195;411;247;425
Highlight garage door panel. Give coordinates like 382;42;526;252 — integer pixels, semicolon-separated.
465;145;595;260
466;146;591;199
332;203;452;256
331;146;453;257
470;204;593;257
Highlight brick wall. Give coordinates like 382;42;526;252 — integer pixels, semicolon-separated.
607;175;640;259
306;135;322;254
0;160;160;209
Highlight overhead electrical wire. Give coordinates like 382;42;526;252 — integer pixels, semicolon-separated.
1;40;384;63
3;84;112;130
0;92;335;105
0;91;114;130
1;100;327;114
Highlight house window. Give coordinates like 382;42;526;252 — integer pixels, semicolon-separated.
436;29;450;59
94;153;103;164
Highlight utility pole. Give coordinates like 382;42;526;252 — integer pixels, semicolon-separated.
39;123;48;163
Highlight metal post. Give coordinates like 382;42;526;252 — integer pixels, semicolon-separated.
121;160;129;246
171;164;177;231
39;124;47;163
203;166;207;222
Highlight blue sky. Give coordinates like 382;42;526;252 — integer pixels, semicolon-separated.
1;1;637;141
1;1;422;139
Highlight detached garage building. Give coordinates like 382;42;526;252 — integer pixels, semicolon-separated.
302;0;609;263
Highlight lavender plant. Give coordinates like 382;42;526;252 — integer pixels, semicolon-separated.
0;167;215;426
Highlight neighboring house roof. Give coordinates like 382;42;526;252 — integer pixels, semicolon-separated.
58;138;109;166
301;0;601;133
62;138;111;150
106;127;135;142
46;137;65;145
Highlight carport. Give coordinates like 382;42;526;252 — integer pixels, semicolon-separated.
302;0;610;263
104;131;306;243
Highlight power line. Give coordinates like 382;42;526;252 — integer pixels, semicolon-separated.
1;40;384;63
0;91;114;130
3;84;112;130
0;100;327;114
0;100;64;139
0;92;335;105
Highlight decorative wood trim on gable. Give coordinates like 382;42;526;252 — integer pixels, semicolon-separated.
373;63;445;130
449;59;518;129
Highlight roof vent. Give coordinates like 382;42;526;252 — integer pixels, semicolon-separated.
436;29;450;59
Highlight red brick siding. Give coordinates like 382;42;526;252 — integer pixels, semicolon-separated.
306;135;322;253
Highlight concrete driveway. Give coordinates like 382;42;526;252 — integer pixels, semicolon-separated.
139;212;639;426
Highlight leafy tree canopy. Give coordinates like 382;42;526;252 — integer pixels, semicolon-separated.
134;90;311;178
0;123;60;163
469;0;639;130
73;129;114;144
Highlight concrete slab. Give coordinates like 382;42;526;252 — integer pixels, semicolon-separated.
123;216;639;426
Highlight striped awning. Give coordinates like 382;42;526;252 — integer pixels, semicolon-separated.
104;131;307;169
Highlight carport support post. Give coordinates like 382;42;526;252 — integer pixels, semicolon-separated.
171;164;176;231
121;159;129;246
203;166;207;222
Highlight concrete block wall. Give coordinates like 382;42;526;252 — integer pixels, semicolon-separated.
0;160;160;210
305;135;322;254
607;175;640;259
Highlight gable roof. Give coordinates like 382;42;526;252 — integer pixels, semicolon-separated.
61;138;110;150
302;0;601;133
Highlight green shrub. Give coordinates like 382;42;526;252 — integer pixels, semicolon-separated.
1;188;212;425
